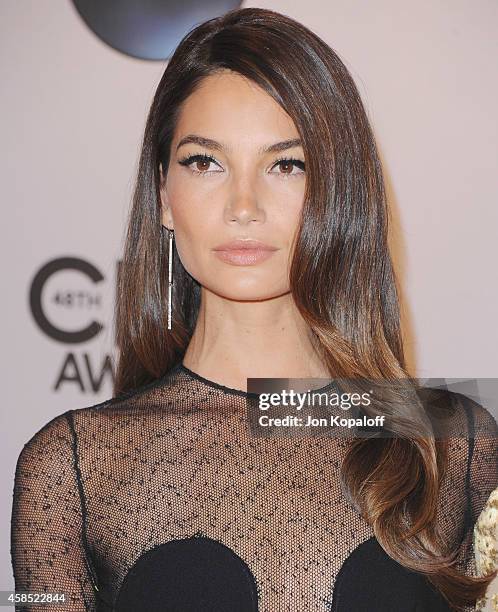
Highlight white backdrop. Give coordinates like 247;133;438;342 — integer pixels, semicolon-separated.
2;0;497;594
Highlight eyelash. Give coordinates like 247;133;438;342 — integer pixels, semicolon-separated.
177;153;305;178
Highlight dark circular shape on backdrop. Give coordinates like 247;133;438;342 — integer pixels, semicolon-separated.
71;0;242;61
114;536;259;611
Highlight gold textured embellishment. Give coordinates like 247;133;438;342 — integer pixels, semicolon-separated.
474;488;498;611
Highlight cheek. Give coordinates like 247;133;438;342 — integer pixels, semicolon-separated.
170;213;208;275
273;193;304;247
165;177;215;275
168;200;228;287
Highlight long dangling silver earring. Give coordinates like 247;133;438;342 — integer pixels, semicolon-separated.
167;228;174;330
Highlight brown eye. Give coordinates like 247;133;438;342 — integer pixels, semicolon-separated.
278;160;294;174
195;159;210;171
177;153;222;176
270;158;305;177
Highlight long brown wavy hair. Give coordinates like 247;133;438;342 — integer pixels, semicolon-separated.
113;7;495;609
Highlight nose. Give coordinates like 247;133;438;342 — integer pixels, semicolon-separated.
224;177;266;225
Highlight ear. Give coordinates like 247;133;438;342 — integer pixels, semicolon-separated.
159;163;174;231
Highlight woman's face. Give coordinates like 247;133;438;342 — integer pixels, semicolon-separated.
160;69;306;301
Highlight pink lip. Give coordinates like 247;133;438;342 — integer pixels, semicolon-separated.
213;239;278;251
212;239;279;266
213;249;277;266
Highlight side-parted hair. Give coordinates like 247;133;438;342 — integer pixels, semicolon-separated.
114;8;495;609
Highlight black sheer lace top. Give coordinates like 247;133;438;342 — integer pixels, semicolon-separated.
10;363;498;611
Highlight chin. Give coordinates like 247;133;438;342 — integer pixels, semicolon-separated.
208;279;289;302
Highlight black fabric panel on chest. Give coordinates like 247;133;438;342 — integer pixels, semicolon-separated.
114;535;259;612
331;536;451;612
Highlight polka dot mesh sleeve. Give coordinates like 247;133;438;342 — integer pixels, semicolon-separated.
10;364;498;611
10;411;97;611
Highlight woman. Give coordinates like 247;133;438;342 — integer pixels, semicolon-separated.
10;7;498;611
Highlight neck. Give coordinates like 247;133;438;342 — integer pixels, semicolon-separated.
182;289;330;392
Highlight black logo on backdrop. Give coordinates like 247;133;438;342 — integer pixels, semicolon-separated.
30;257;104;343
29;256;114;393
71;0;242;60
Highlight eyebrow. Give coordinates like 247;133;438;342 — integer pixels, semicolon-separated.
176;134;302;155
